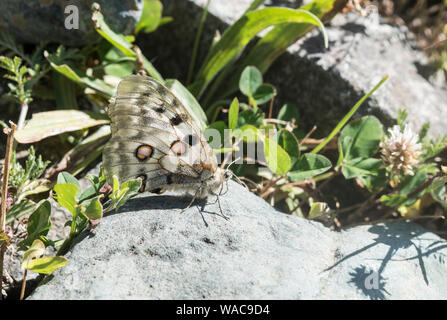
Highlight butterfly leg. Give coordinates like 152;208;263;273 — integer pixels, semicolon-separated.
210;190;229;220
216;194;230;220
180;187;202;214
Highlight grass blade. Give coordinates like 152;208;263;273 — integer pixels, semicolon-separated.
311;75;389;154
187;0;211;85
189;7;328;98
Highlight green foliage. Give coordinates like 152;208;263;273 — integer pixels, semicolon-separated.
135;0;164;34
7;146;51;205
18;200;52;250
288;153;332;182
105;175;141;213
9;146;50;190
228;98;240;131
431;177;447;211
0;56;33;106
190;6;328;100
91;3;163;82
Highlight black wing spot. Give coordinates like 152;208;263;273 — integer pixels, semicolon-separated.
170;115;183;126
184;134;199;146
166;174;175;185
154;107;165;113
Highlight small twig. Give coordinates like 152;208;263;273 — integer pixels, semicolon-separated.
263;118;290;126
299;126;317;147
406;173;443;199
0;121;17;300
268;89;276;120
260;174;285;199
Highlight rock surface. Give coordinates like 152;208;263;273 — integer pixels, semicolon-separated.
28;180;447;300
139;0;447;135
0;0;143;46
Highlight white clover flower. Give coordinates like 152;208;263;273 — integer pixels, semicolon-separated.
380;125;422;176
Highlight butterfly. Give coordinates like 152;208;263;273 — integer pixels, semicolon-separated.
102;75;232;218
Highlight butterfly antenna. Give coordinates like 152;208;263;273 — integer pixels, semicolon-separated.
226;157;240;170
232;174;249;190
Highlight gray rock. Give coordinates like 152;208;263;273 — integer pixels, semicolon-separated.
0;0;143;46
28;180;447;299
139;0;447;135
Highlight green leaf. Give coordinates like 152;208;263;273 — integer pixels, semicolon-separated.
52;72;78;109
113;179;142;212
6;199;36;225
53;183;79;217
232;124;259;143
382;171;428;208
26;256;68;274
239;66;263;97
21;239;46;270
308;202;329;219
135;0;163;34
264;136;292;175
15;110;109;144
253;84;275;105
278;103;299;123
190;7;328;97
57;172;80;189
101;46;134;77
165;79;208;131
237;108;264;128
205;121;228;147
228;97;240;131
61;125;111;178
91;3;163;82
19;200;52;249
80;195;103;220
45;50;115;97
278;129;300;166
341;157;383;180
288;153;332;182
380;194;407;208
399;171;427;197
431;177;447;211
358;168;387;192
339;116;384;160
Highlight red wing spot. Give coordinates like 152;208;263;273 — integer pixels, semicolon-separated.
170;140;187;155
136;145;153;161
202;162;212;171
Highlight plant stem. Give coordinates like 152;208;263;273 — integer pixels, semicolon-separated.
17;102;28;130
20;269;27;300
56;233;74;257
0;121;17;300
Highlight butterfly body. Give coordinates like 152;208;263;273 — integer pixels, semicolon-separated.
103;75;231;213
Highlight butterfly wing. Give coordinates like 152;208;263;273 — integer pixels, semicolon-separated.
103;75;218;193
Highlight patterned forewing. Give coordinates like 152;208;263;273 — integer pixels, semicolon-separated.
103;75;217;192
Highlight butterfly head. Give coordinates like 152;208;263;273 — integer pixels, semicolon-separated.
223;169;233;181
